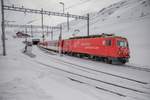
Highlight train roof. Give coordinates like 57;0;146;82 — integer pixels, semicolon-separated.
69;33;126;40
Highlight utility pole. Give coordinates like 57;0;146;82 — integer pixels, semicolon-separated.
41;8;44;42
51;28;53;40
59;25;62;56
87;13;90;36
31;25;33;37
67;12;69;31
25;26;27;33
1;0;6;56
46;26;48;36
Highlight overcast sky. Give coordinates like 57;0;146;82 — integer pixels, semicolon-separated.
3;0;122;26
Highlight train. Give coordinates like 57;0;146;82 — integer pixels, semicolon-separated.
39;33;130;64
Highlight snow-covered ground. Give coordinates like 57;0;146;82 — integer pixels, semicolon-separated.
0;37;99;100
1;0;150;100
0;32;150;100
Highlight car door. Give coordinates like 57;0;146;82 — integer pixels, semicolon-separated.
104;39;112;56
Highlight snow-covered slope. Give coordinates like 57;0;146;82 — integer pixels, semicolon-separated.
50;0;150;67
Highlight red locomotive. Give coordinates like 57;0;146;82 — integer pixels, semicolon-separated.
39;34;130;64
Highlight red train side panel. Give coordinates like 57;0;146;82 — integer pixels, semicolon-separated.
39;34;130;64
62;37;129;58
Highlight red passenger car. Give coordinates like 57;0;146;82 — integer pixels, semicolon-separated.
39;34;130;64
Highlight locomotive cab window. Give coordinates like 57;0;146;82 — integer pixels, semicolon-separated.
105;40;112;46
117;40;127;47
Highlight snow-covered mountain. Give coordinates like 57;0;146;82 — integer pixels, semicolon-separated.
56;0;150;36
51;0;150;67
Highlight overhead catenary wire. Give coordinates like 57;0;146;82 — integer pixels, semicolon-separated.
3;5;88;20
2;3;90;56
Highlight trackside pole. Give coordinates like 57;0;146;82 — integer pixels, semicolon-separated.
31;25;33;37
41;8;44;42
59;25;62;56
87;13;89;36
51;28;53;40
1;0;6;56
46;26;48;36
67;12;69;31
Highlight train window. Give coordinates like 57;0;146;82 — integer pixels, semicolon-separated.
105;40;111;46
117;40;127;47
102;40;105;45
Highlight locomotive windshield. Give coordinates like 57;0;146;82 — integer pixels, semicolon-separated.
117;40;128;47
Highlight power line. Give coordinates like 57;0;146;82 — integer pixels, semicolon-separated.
19;30;55;34
3;4;90;36
3;5;88;20
5;24;60;29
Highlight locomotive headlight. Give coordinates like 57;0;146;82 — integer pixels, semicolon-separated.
118;47;122;55
118;51;121;55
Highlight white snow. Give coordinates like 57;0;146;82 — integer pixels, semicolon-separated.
0;38;98;100
1;0;150;100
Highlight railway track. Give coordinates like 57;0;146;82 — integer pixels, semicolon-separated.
67;77;126;97
36;56;150;93
49;56;148;85
35;60;150;100
36;46;150;99
35;60;126;97
38;45;150;73
38;46;149;84
124;64;150;72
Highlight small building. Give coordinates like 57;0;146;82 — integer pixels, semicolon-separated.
16;32;30;38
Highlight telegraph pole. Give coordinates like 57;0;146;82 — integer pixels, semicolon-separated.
1;0;6;56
